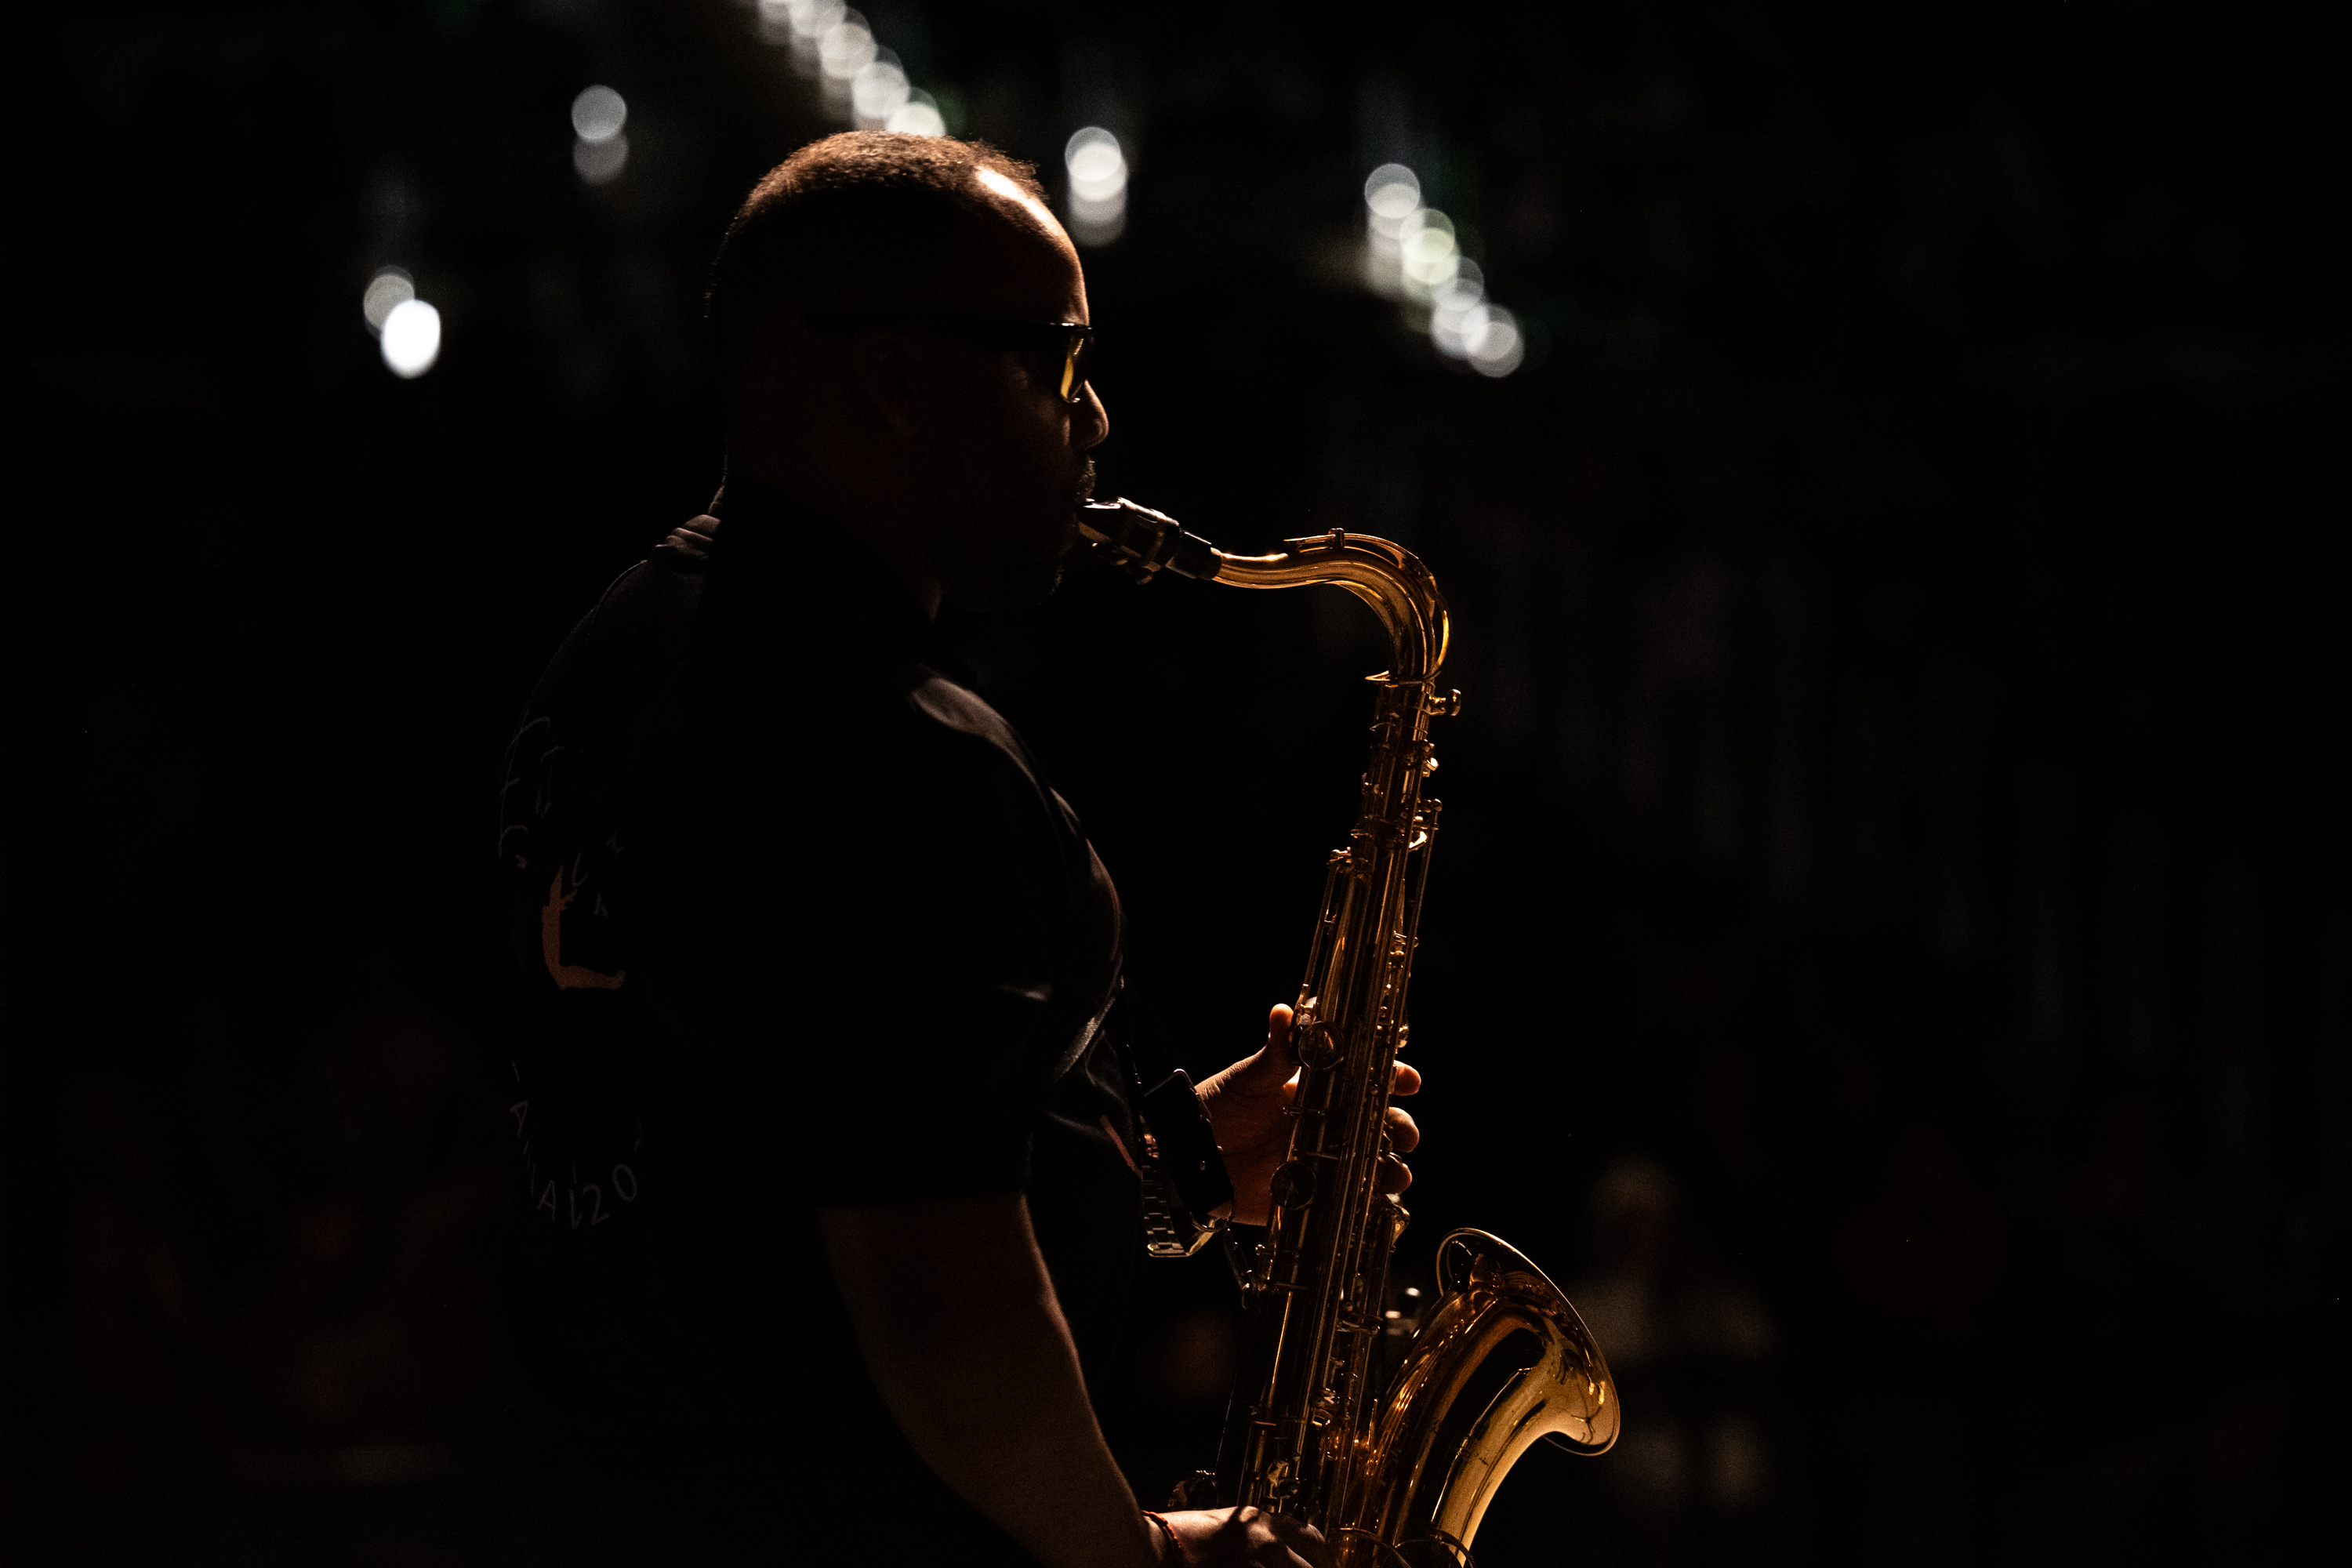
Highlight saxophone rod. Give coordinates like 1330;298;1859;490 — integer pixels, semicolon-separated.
1076;497;1451;681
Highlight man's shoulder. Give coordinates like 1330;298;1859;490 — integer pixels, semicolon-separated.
898;667;1033;771
845;664;1060;838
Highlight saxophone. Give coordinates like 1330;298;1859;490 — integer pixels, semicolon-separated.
1078;499;1619;1567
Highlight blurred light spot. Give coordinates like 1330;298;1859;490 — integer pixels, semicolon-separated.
789;0;845;45
574;132;629;186
1466;306;1523;377
1357;163;1525;372
851;59;909;125
1364;164;1420;227
1429;269;1486;361
1399;209;1459;298
754;0;797;46
362;267;413;337
1066;129;1126;197
819;16;876;81
380;298;441;379
1708;1416;1766;1504
886;93;947;136
1361;165;1422;298
570;85;626;145
1065;127;1127;247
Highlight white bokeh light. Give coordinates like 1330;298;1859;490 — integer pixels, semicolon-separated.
1428;263;1487;359
380;298;441;379
1065;127;1127;246
851;59;909;125
1067;131;1125;197
575;133;629;185
1362;163;1421;297
819;17;876;81
1465;306;1523;377
1358;162;1526;375
1364;164;1421;227
756;1;948;134
789;0;845;49
362;267;414;336
755;0;798;46
887;93;947;136
570;85;626;144
1399;209;1460;297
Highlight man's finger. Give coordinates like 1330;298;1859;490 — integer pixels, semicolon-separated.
1384;1105;1420;1152
1216;1004;1299;1094
1376;1153;1414;1196
1389;1059;1421;1097
1266;1002;1296;1062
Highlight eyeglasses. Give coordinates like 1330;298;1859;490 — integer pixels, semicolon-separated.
811;314;1098;405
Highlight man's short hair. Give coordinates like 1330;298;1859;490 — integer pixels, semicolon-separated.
706;132;1049;356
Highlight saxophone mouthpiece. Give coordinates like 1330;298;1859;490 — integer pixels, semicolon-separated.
1079;498;1223;583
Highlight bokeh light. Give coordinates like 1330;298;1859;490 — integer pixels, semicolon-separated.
574;134;629;186
1362;164;1418;299
851;59;909;126
820;17;876;82
379;298;441;379
1465;306;1523;377
1065;127;1127;247
1358;163;1521;376
1428;263;1487;360
362;267;413;336
886;93;947;136
1364;164;1421;225
569;85;626;145
754;1;946;136
1399;209;1460;296
789;0;847;54
754;0;800;48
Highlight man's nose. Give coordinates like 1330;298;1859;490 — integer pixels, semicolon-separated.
1073;383;1109;451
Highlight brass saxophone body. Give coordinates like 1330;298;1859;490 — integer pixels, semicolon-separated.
1078;500;1618;1567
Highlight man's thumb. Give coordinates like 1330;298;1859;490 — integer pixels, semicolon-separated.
1263;1003;1298;1067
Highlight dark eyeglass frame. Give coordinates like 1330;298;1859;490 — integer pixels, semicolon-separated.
809;314;1098;404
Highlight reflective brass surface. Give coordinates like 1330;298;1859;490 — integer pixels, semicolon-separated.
1079;501;1617;1566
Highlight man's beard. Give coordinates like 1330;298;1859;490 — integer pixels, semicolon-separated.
935;454;1097;613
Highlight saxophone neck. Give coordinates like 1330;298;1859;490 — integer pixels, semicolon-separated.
1077;498;1453;688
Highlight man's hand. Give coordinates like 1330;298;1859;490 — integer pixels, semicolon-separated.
1196;1004;1421;1226
1150;1505;1326;1566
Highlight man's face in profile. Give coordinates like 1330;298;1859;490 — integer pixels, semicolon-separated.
914;194;1108;614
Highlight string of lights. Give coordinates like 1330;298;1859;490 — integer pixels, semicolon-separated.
1363;164;1523;377
364;19;1513;381
753;1;947;135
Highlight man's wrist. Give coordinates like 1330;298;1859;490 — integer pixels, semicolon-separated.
1141;1510;1183;1565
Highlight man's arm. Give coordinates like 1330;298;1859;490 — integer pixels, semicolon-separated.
821;1192;1156;1568
822;1194;1324;1568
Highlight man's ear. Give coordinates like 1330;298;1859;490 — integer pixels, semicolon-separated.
844;328;925;441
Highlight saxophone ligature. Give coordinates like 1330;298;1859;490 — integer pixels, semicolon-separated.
1080;498;1619;1567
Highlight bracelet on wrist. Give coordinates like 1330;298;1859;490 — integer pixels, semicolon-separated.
1141;1510;1183;1563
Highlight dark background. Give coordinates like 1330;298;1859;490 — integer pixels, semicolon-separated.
7;1;2342;1563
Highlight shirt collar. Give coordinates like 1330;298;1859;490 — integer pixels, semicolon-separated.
705;472;949;664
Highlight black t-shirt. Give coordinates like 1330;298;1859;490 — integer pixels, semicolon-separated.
495;477;1144;1563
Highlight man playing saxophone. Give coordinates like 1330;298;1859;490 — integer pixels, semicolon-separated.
497;132;1420;1567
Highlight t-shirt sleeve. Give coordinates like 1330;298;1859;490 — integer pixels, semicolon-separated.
759;717;1078;1207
